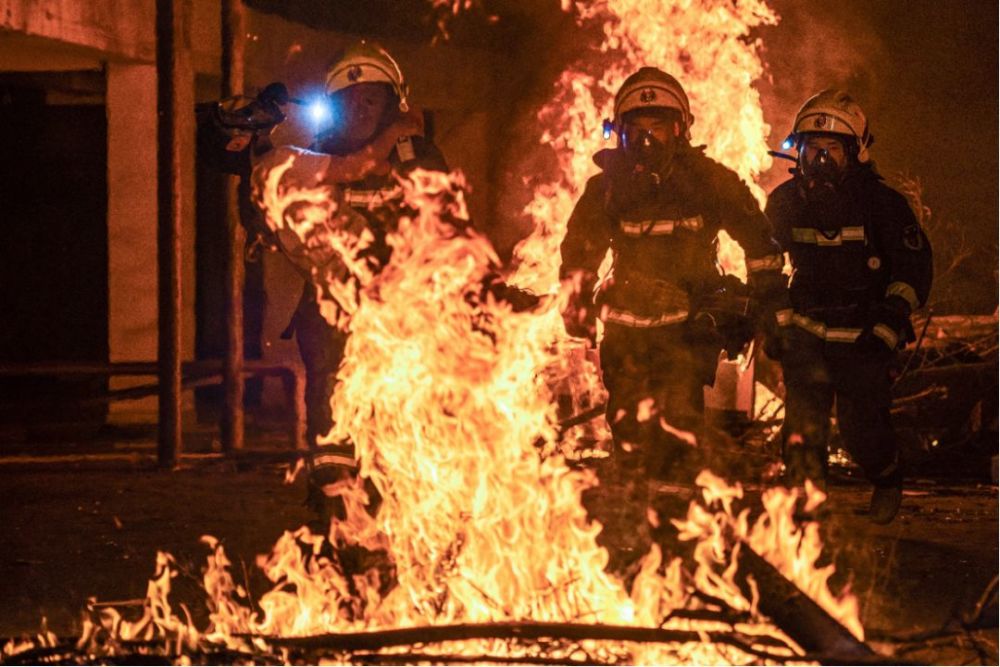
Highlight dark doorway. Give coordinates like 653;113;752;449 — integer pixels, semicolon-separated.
0;83;109;433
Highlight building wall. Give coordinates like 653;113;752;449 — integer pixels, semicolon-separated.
1;0;216;422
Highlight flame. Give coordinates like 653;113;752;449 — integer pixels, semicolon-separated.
510;0;776;293
26;163;861;665
674;471;863;641
3;2;871;664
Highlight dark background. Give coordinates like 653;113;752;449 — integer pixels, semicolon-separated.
759;0;998;312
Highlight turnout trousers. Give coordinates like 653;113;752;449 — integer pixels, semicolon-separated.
599;321;720;480
780;328;900;485
288;288;358;519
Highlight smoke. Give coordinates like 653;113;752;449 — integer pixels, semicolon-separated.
755;0;890;191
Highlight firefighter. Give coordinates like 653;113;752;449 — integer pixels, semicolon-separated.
765;90;932;524
561;68;786;561
250;41;448;526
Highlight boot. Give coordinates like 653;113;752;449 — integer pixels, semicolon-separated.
869;469;903;525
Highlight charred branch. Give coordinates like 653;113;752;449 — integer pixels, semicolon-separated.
346;652;600;666
260;620;792;653
252;620;900;664
734;545;875;663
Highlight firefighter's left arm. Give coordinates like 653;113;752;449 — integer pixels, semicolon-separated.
864;187;933;350
705;161;788;310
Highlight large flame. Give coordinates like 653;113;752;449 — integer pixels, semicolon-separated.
3;2;870;665
511;0;776;294
29;164;862;665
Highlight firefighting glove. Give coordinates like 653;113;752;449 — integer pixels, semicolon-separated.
855;297;914;357
748;271;791;361
482;274;543;313
761;313;789;361
561;271;600;345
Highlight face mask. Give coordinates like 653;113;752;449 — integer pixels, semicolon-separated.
625;128;676;177
800;147;845;185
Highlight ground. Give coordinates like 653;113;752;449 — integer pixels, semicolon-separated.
0;430;996;665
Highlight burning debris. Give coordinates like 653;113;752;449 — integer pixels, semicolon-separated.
2;167;869;665
9;0;993;665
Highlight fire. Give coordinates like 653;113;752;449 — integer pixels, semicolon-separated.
511;0;776;293
12;164;862;665
675;471;864;641
2;2;872;664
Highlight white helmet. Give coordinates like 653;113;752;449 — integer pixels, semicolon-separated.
324;40;409;112
789;89;873;162
613;67;693;140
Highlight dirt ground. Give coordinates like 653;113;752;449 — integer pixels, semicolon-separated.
0;434;997;665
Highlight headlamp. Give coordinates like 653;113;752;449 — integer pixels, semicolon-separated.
307;97;333;127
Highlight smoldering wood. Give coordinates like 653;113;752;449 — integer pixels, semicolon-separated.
261;620;792;651
734;544;875;663
347;652;599;666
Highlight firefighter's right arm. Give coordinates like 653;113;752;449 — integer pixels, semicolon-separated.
559;175;612;340
560;175;612;281
251;110;425;192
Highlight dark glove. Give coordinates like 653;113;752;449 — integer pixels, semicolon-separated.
761;315;789;361
483;276;543;313
747;268;790;361
561;271;600;345
695;276;752;360
855;297;914;357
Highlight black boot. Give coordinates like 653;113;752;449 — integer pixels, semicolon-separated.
869;468;903;525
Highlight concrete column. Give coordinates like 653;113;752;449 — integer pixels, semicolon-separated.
106;63;159;419
106;52;195;426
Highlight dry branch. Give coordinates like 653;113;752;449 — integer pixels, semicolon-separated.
735;545;876;663
259;620;792;654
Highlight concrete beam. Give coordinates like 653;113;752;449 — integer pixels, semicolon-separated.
0;0;220;76
0;0;156;62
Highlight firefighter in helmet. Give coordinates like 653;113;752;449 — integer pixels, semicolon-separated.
250;41;448;525
765;90;932;524
560;67;786;562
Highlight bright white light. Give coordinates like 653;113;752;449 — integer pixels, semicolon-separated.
308;99;332;126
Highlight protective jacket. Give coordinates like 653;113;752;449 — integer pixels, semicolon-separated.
766;166;932;347
251;132;448;316
560;145;784;328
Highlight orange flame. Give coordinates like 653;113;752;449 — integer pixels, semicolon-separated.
511;0;777;293
2;2;872;664
675;471;864;641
